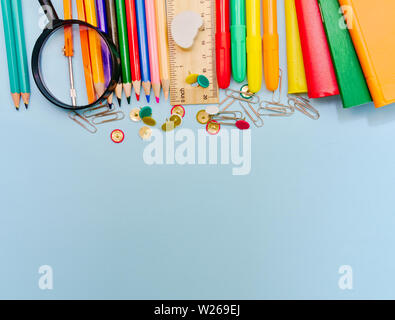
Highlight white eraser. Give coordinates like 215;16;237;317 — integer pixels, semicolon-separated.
171;11;203;49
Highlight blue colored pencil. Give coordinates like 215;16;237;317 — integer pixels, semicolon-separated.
135;0;151;102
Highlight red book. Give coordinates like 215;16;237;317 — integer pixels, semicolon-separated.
295;0;339;98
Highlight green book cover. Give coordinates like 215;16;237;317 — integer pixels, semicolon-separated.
318;0;371;108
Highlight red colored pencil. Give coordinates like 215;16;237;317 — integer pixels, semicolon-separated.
125;0;141;101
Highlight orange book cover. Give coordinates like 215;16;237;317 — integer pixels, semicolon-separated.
338;0;395;108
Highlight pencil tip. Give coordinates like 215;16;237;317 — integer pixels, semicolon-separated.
16;107;19;111
127;96;131;104
109;103;113;110
117;98;122;107
136;94;140;101
146;95;150;103
25;104;28;109
156;97;160;103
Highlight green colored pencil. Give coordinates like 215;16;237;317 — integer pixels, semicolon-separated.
1;0;20;109
10;0;30;108
115;0;132;103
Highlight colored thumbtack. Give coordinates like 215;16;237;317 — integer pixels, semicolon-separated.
240;84;253;100
169;114;182;127
139;106;153;119
111;129;125;143
196;109;210;124
139;126;152;140
197;75;210;88
171;105;186;118
130;108;142;122
142;117;157;127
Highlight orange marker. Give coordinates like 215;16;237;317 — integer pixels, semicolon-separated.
76;0;96;103
263;0;279;91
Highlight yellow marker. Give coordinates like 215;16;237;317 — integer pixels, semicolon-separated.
263;0;279;91
284;0;307;94
84;0;105;97
246;0;262;93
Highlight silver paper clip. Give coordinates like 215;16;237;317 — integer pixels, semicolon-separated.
225;88;261;104
91;111;125;125
287;95;320;120
69;112;97;134
240;102;264;127
82;104;112;118
258;102;294;117
218;96;236;112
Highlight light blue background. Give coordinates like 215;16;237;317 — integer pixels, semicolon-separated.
1;0;395;300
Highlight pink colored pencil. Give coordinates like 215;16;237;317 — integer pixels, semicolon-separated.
144;0;161;103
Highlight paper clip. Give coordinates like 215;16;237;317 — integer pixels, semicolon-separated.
287;95;320;120
82;104;112;118
258;102;294;117
225;88;261;104
217;96;236;112
91;111;125;125
211;110;244;121
239;102;264;127
68;112;97;134
263;68;284;105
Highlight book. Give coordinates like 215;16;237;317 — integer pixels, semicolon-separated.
318;0;371;108
338;0;395;108
295;0;339;98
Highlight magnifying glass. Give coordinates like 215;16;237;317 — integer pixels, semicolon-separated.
32;0;121;110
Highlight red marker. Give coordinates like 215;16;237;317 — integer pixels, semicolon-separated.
215;0;231;89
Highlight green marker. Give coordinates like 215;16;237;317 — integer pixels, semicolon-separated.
230;0;247;83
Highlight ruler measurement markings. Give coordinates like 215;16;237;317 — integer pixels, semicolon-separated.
166;0;219;105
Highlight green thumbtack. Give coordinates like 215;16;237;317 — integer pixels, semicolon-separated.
139;106;152;119
197;75;210;88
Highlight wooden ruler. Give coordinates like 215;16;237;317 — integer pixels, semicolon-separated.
166;0;219;106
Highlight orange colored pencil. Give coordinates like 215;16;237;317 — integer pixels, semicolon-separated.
76;0;96;103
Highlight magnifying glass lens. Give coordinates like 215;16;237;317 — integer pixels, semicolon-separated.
38;22;115;109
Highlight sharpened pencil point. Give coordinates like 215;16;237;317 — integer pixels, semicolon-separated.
127;96;131;104
146;95;150;103
136;94;140;101
156;97;159;103
25;104;28;109
117;98;122;107
16;107;19;111
109;103;113;110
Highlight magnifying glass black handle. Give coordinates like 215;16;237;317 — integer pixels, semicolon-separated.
38;0;59;21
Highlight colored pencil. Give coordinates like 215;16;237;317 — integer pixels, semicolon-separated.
125;0;142;101
10;0;30;108
76;0;97;104
96;0;114;106
84;0;106;97
154;0;170;101
135;0;151;102
115;0;132;104
145;0;161;103
105;0;123;106
1;0;20;109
